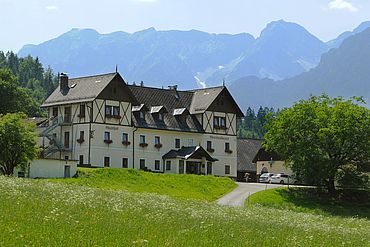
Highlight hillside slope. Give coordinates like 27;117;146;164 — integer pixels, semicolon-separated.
230;28;370;110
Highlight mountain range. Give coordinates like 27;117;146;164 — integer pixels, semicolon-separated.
229;27;370;110
18;20;370;110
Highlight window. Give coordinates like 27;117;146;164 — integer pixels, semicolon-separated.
214;116;226;129
105;105;112;116
155;160;160;170
122;158;128;168
64;107;71;123
207;162;213;175
64;131;70;148
80;131;84;140
52;107;58;117
139;111;145;120
140;135;146;144
64;156;69;160
225;165;230;175
79;104;85;117
140;159;145;170
225;142;230;151
122;133;128;142
155;136;160;145
207;141;213;152
225;142;232;153
179;160;184;174
113;106;120;116
104;132;111;141
104;157;110;167
175;138;180;149
77;131;84;143
158;113;164;121
166;160;171;170
105;105;120;118
79;155;84;165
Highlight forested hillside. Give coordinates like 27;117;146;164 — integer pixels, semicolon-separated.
0;51;58;116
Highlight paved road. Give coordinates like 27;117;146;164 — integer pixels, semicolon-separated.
217;182;283;207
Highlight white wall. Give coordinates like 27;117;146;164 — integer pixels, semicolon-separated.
14;159;77;178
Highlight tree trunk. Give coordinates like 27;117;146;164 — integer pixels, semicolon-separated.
327;177;335;194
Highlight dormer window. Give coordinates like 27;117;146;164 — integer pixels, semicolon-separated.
150;106;167;122
132;104;148;121
139;111;145;120
173;108;189;123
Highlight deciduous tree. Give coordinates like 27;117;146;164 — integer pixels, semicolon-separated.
0;113;38;175
264;95;370;193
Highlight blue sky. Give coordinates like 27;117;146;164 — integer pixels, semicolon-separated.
1;0;370;52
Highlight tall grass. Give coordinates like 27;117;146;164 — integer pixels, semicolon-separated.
249;187;370;218
52;168;237;201
0;176;369;246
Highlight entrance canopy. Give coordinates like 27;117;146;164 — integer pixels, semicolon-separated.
162;146;217;162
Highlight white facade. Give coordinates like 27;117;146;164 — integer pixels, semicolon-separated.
40;73;243;178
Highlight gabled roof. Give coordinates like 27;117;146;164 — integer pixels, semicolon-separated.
41;73;118;107
237;138;264;172
163;146;217;162
189;86;244;117
189;87;224;114
252;146;282;163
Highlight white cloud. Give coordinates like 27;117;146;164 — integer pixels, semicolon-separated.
328;0;358;12
46;5;58;11
218;65;225;69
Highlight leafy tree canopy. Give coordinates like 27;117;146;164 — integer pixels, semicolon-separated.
264;95;370;193
0;113;38;175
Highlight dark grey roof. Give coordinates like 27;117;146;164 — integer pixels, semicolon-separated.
41;73;117;107
129;85;204;132
189;87;224;114
163;146;217;162
237;138;264;172
252;147;282;163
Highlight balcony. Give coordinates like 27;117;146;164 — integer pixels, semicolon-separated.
122;141;131;146
225;149;233;154
104;139;113;144
154;143;163;149
139;143;148;147
207;148;215;153
77;138;85;144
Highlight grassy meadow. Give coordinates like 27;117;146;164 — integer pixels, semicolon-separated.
250;187;370;218
52;168;237;201
0;175;370;246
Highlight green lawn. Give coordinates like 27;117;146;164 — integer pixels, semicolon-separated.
249;187;370;218
51;168;237;201
1;176;369;246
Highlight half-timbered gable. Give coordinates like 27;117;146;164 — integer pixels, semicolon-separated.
39;72;244;179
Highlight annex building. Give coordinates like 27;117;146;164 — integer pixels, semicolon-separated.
38;72;244;178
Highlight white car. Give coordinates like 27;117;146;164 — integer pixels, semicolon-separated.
258;173;274;183
270;173;296;184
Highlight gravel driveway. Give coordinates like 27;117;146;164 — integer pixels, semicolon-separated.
217;182;283;207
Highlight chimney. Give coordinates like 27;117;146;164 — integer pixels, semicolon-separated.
60;73;69;91
168;85;179;100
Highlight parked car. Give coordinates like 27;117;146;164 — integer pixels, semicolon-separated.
270;173;296;184
258;173;274;183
